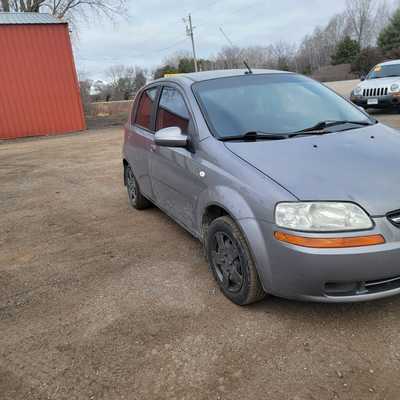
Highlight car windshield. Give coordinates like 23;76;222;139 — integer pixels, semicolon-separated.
192;74;371;138
367;63;400;79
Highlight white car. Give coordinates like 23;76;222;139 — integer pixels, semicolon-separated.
350;59;400;110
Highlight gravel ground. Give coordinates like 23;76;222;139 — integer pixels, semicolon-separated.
1;114;400;400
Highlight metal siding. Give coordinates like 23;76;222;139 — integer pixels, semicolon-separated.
0;12;65;25
0;24;86;139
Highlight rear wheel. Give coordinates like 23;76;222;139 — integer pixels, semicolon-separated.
125;164;150;210
206;216;266;305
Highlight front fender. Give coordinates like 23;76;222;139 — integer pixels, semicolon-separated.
195;185;274;292
196;185;256;224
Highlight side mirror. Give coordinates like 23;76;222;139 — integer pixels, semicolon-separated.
360;75;366;81
155;126;188;148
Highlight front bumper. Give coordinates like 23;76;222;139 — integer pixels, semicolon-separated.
351;93;400;108
241;217;400;302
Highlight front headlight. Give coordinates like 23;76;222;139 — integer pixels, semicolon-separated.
354;86;363;96
275;202;373;232
390;83;400;92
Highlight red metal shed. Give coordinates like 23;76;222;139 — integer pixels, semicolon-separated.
0;12;86;139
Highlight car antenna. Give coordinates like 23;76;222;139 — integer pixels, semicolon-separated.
243;60;253;74
219;26;253;75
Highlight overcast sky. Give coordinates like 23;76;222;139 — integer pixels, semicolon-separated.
73;0;349;81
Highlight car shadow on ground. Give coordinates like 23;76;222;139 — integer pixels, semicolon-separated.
147;205;400;319
250;290;400;324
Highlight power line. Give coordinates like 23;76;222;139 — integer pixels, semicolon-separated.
78;0;221;66
219;27;235;47
189;0;221;15
219;26;253;73
76;37;189;63
126;0;221;40
150;38;189;55
78;0;272;69
195;0;265;32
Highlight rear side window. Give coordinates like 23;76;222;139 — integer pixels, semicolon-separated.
156;87;190;133
135;87;158;130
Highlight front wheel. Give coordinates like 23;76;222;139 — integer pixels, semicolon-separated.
206;216;266;305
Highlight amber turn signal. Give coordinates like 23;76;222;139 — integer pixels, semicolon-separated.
274;231;385;248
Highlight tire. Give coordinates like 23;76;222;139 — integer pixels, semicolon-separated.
206;216;266;305
125;164;151;210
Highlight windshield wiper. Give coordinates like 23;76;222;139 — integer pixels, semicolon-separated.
220;120;375;141
220;131;289;142
294;120;373;134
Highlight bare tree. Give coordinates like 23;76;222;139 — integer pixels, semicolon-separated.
208;43;298;72
240;46;273;68
295;9;362;73
345;0;391;47
105;65;147;101
213;46;244;69
373;0;393;39
79;79;93;112
163;51;193;69
269;41;296;70
91;80;111;101
106;65;131;87
0;0;126;27
296;27;335;73
156;0;395;78
346;0;373;46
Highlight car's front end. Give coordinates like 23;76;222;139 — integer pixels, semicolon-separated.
350;60;400;109
222;122;400;303
262;204;400;302
350;81;400;109
193;70;400;303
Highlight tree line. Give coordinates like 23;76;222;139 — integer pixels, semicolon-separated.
81;0;400;105
79;65;147;110
155;0;400;78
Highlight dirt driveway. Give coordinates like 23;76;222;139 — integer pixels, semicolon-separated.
1;120;400;400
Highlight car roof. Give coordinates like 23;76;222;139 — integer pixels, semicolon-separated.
380;59;400;66
152;68;293;86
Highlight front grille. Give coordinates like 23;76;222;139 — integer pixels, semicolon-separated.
325;275;400;296
387;210;400;227
363;87;388;97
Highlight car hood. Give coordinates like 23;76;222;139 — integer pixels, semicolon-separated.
359;77;400;88
224;124;400;216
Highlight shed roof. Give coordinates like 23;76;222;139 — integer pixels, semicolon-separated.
0;12;65;25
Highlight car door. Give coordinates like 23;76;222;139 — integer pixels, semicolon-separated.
124;85;159;199
150;84;205;233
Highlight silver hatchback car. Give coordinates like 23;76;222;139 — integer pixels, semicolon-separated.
123;69;400;305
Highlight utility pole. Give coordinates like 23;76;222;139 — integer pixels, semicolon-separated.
185;13;198;72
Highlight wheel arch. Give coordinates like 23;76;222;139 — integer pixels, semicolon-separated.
197;185;257;235
201;203;232;241
198;192;273;293
123;158;129;186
